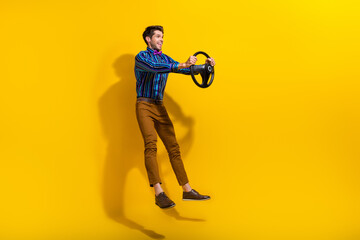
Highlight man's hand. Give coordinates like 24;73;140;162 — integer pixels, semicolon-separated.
178;56;197;69
205;57;216;66
185;56;197;67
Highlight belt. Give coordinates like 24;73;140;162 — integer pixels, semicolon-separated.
137;97;163;105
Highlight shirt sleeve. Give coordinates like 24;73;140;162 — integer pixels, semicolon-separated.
135;52;175;73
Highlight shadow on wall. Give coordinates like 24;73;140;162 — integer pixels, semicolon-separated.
98;54;202;239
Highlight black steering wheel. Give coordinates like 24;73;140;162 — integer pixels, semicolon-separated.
190;51;215;88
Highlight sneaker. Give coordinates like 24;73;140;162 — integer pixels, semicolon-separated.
155;192;176;209
183;189;211;201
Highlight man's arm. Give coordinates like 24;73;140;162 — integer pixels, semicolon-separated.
135;52;176;73
167;55;198;75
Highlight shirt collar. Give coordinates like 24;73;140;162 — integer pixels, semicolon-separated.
147;47;155;53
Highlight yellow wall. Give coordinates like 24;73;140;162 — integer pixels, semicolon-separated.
1;1;360;239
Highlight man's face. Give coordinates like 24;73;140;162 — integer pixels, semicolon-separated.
147;30;163;51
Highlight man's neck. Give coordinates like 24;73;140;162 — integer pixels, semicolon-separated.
148;46;161;51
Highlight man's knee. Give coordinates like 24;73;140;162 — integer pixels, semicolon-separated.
167;144;181;159
144;139;157;155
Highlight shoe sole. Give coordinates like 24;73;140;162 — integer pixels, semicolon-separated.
182;198;211;201
156;203;176;209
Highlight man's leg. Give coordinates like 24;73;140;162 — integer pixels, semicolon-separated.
155;105;189;186
136;101;177;208
156;104;211;201
136;102;161;187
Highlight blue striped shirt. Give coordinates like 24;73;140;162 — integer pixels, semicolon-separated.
135;47;191;100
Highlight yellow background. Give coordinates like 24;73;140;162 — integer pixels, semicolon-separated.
1;0;360;239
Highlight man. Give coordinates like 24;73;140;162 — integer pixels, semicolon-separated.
134;25;215;209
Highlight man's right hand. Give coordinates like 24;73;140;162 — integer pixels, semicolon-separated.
185;56;197;67
178;56;197;69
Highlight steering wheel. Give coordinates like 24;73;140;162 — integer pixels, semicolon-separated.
190;51;215;88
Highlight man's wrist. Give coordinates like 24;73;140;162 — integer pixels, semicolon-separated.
178;62;188;69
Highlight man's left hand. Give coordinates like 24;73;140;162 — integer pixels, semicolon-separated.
205;58;216;67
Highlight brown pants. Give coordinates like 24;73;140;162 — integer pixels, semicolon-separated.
136;99;189;187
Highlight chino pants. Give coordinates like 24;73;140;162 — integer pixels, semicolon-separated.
136;99;189;187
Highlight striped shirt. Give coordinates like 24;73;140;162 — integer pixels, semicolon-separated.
135;47;191;100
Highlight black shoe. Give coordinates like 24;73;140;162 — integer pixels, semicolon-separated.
155;192;176;209
183;189;211;201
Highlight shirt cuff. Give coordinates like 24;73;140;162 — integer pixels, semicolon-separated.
171;62;180;72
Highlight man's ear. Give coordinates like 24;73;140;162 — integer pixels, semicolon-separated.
146;36;151;44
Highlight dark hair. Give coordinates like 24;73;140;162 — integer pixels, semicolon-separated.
142;25;164;45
